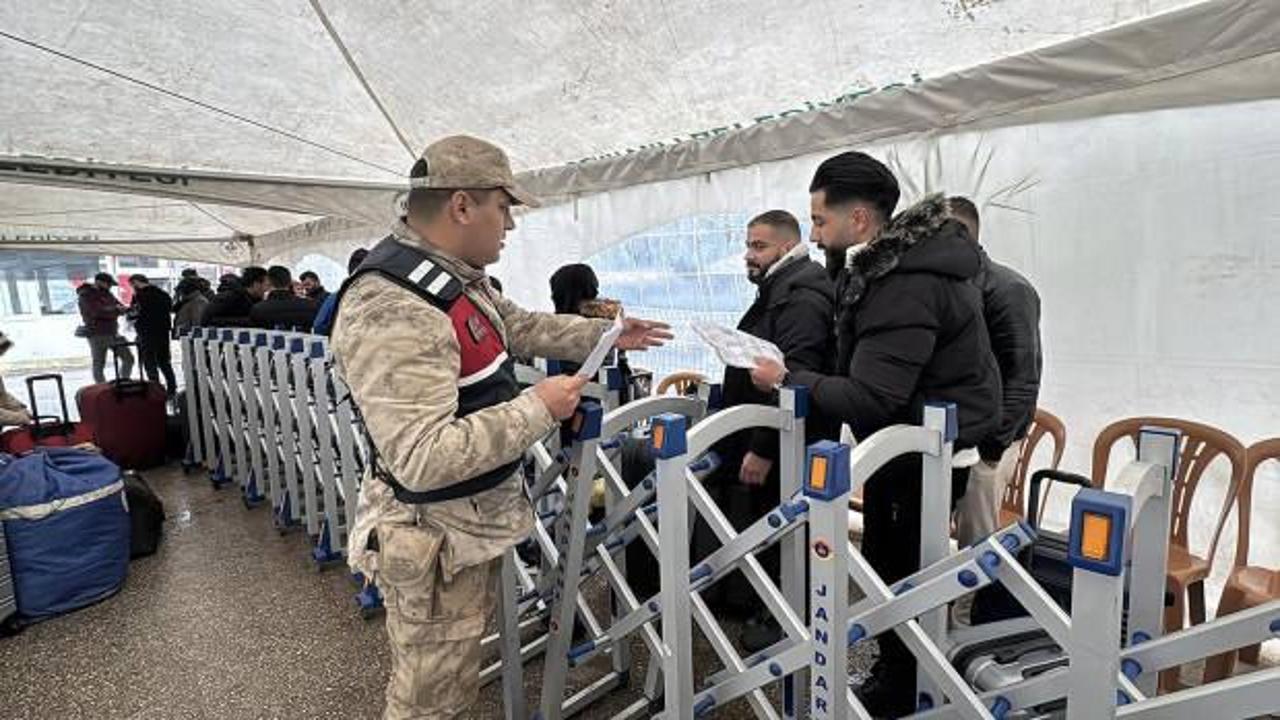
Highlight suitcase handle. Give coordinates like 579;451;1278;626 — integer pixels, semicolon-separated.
27;415;75;440
25;374;70;425
1026;469;1093;530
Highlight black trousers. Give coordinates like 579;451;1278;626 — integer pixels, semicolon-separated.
138;334;177;395
861;455;970;704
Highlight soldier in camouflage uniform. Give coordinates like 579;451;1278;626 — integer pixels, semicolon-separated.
331;135;670;719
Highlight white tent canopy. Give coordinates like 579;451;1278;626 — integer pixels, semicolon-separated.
1;0;1239;264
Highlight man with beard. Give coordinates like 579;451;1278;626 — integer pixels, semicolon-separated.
705;209;835;651
752;152;1000;717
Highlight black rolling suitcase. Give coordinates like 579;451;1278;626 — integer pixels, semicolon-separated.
123;470;165;558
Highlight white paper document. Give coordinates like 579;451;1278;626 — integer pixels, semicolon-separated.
691;320;783;369
576;315;625;379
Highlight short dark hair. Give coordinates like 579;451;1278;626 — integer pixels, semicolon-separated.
299;270;319;283
405;162;500;221
241;266;268;287
347;248;369;275
180;268;198;278
748;210;801;240
809;151;900;221
947;196;980;240
266;265;292;290
128;273;149;285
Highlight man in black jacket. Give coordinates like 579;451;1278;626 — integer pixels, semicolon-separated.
752;152;1001;717
250;266;319;331
299;270;330;303
127;274;177;396
708;210;836;650
948;197;1043;546
202;267;268;327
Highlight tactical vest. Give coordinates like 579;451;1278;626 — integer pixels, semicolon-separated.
332;235;522;504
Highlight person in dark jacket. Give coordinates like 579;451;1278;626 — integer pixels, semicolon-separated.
547;264;632;395
299;270;330;303
948;197;1043;546
202;267;268;327
78;272;135;383
752;152;1001;718
708;209;837;651
127;274;177;396
250;266;319;331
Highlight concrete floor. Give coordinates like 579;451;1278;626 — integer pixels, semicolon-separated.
4;460;1269;719
0;462;856;719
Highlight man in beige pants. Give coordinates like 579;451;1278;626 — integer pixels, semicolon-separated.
950;196;1043;548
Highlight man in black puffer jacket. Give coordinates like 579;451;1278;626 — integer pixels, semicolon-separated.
202;267;268;328
704;209;836;649
250;266;320;332
949;196;1043;547
752;152;1001;718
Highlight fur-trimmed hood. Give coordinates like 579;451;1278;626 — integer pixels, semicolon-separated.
841;193;981;307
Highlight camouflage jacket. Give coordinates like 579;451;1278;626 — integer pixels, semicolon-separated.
331;220;609;579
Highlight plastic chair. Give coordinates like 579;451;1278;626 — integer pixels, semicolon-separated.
1203;438;1280;681
655;370;706;396
1000;408;1067;526
1091;417;1247;688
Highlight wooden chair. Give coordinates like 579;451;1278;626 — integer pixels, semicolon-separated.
1000;408;1067;527
1091;417;1247;688
655;370;706;396
1204;438;1280;681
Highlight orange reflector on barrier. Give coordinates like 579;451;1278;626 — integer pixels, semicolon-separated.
653;425;665;450
1080;512;1112;561
809;456;828;491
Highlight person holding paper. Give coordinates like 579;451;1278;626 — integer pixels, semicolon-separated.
548;263;635;397
700;209;836;651
329;135;671;720
751;151;1000;718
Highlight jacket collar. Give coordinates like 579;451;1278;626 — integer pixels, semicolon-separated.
840;193;951;307
763;241;810;280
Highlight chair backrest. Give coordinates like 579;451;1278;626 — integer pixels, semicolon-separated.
1091;417;1247;561
655;370;706;396
1234;438;1280;569
1003;408;1067;518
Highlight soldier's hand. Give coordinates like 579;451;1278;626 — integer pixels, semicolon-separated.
534;375;588;420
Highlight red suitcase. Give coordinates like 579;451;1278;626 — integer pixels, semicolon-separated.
0;374;96;454
75;343;168;469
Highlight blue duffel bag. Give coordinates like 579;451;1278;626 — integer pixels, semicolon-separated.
0;448;129;623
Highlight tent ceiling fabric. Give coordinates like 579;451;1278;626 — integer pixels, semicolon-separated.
0;0;1248;263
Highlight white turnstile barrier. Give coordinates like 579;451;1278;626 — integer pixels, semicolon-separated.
180;331;1280;719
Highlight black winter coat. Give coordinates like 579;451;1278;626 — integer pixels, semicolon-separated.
790;194;1001;450
974;249;1042;460
131;285;173;339
250;290;320;332
201;286;256;328
718;254;837;466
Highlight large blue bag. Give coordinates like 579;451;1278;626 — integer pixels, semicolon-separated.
0;448;129;623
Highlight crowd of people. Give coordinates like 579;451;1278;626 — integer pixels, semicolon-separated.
71;263;336;397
